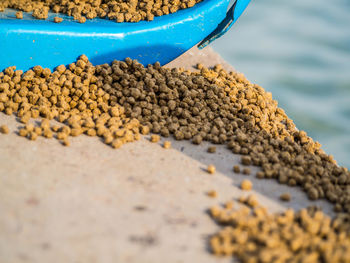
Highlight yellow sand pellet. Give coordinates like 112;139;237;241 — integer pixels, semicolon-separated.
224;201;234;209
62;138;70;146
25;124;34;132
0;125;9;134
163;141;171;149
246;194;258;208
43;129;53;139
207;164;216;174
207;190;218;198
150;134;160;143
280;193;291;202
15;11;23;19
54;17;63;23
209;201;350;263
34;127;42;136
240;180;252;191
140;125;150;135
40;119;50;130
57;132;67;140
86;128;96;137
20;113;30;124
28;131;38;141
112;139;123;149
18;128;27;137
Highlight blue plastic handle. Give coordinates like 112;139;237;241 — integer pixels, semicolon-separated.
198;0;251;49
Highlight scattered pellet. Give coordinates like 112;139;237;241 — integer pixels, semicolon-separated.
245;194;258;208
29;131;38;141
51;126;60;133
240;180;252;191
141;126;150;135
0;124;9;134
207;146;216;153
43;129;53;139
54;17;63;23
192;134;203;145
62;138;70;146
163;141;171;149
224;201;234;209
207;164;216;175
15;11;23;19
209;202;350;263
77;16;86;23
150;134;160;143
18;128;27;137
280;193;291;202
112;139;123;149
207;190;217;198
233;165;240;173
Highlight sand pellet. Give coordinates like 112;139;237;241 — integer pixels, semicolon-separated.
15;11;23;19
53;17;63;23
233;165;240;173
0;124;9;134
207;146;216;153
280;192;291;202
207;164;216;174
240;180;252;191
207;190;217;198
163;141;171;149
1;0;202;23
18;128;27;137
224;201;234;209
241;156;251;166
150;134;160;143
62;138;70;146
29;131;38;141
43;129;53;139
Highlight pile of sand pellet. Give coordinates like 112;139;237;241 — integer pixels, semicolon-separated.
209;199;350;263
1;56;350;262
94;59;350;215
0;0;202;23
0;55;146;148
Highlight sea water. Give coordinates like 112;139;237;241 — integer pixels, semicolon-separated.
213;0;350;168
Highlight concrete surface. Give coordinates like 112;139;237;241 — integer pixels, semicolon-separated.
0;47;333;263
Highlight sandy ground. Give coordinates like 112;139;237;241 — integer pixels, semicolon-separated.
0;47;334;263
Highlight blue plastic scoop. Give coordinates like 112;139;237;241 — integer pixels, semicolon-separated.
0;0;250;72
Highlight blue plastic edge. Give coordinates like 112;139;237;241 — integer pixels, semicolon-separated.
198;0;251;49
0;0;231;71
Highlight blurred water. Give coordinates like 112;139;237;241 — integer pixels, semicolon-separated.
213;0;350;168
